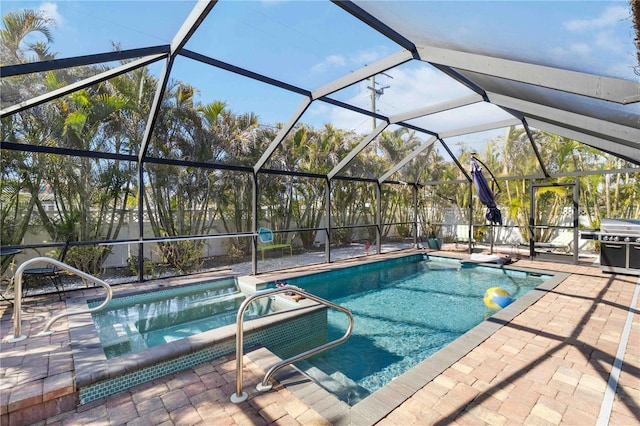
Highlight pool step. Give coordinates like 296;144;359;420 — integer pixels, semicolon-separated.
186;291;243;309
154;309;240;344
295;361;370;405
101;323;131;349
135;292;246;334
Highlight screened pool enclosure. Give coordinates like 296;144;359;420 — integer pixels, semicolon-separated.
1;0;639;285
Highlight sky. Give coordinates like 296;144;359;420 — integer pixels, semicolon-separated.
3;0;638;139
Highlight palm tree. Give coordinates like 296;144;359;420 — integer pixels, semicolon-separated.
0;9;56;65
0;8;59;276
376;128;421;238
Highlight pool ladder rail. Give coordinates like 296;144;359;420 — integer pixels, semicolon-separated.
6;257;113;343
231;285;354;403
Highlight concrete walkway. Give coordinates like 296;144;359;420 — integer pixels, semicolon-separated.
1;250;638;425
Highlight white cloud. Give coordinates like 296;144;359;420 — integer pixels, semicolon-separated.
564;6;629;31
550;5;635;78
312;54;346;73
595;30;626;55
567;43;592;57
311;47;390;75
326;54;346;68
39;2;63;27
351;49;383;66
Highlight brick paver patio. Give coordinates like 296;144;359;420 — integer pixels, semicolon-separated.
1;250;638;425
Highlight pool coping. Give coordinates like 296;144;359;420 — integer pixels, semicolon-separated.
246;255;570;425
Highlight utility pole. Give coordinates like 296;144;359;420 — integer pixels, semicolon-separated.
367;73;392;131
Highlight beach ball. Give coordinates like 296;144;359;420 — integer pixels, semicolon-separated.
483;287;514;310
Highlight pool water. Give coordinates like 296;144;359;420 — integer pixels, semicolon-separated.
91;278;274;358
274;255;548;405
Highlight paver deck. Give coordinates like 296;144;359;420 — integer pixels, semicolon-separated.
1;249;638;425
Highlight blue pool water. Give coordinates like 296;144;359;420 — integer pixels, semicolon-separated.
91;278;276;358
273;255;549;404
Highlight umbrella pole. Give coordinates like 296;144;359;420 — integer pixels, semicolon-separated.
490;223;494;254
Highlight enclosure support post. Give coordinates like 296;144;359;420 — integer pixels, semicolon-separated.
376;182;382;253
137;164;145;283
251;173;259;275
529;179;535;258
573;182;579;265
325;177;331;263
413;184;418;248
468;181;473;254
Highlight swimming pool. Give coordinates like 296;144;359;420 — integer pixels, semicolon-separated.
91;278;285;358
77;253;552;406
271;255;549;405
76;274;325;404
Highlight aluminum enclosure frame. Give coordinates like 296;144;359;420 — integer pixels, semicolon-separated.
1;0;639;278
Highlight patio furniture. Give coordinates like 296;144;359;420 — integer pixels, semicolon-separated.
257;227;292;261
0;248;22;304
0;247;21;257
22;239;71;298
455;224;476;247
530;231;574;253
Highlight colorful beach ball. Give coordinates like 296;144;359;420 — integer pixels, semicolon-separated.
483;287;514;311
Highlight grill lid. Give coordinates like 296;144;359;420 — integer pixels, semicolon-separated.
600;218;640;235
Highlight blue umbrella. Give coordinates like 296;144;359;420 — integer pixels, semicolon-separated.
471;159;502;225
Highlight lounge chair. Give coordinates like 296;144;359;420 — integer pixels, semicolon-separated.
455;224;476;247
460;253;514;266
22;238;71;298
529;231;574;253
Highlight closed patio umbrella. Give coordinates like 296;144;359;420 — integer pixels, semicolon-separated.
471;158;502;226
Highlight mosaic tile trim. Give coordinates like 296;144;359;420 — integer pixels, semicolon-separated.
79;339;234;404
78;307;327;404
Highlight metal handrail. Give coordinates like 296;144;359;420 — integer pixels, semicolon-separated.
230;285;353;403
7;257;113;342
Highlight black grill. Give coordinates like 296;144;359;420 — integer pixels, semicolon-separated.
597;219;640;276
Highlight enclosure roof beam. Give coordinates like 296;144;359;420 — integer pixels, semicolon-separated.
379;136;437;183
330;1;418;53
438;138;472;182
138;58;173;162
417;44;640;104
328;121;389;180
180;49;310;96
0;141;137;162
489;104;550;177
1;54;166;118
170;0;218;55
254;98;313;173
526;118;640;164
487;92;640;149
0;45;170;77
521;118;550;177
388;94;483;123
438;118;521;139
318;96;390;127
311;50;413;100
424;166;640;185
254;50;411;173
139;0;219;162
